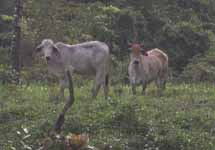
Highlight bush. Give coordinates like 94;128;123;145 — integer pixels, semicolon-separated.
110;55;130;85
0;65;19;84
157;22;210;72
180;49;215;82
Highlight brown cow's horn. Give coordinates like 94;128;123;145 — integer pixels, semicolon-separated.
140;44;144;47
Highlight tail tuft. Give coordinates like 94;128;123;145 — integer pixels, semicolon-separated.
105;74;109;86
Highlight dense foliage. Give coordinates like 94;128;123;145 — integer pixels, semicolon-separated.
1;0;215;82
1;83;215;150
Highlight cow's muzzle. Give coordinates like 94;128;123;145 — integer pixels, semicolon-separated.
133;60;139;65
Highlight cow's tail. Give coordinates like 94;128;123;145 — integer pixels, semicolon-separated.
105;45;110;87
105;73;109;87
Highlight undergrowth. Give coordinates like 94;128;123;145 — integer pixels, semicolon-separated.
0;82;215;150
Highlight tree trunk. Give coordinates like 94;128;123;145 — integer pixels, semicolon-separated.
12;0;23;74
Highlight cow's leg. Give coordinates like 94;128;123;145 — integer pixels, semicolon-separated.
162;70;168;90
92;71;104;98
58;77;67;100
131;83;136;95
92;83;101;98
155;78;163;96
160;78;166;90
160;66;168;90
141;81;147;95
57;66;74;101
103;74;109;99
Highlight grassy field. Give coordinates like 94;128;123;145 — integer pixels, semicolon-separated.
1;82;215;150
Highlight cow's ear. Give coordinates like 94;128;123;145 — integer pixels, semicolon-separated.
35;44;43;53
52;45;61;57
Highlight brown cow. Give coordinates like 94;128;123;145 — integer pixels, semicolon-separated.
128;44;168;95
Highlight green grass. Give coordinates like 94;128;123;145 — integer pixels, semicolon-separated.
1;82;215;150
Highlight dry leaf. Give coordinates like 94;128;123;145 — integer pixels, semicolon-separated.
23;134;31;140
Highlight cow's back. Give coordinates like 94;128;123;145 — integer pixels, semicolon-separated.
147;48;168;67
55;41;109;75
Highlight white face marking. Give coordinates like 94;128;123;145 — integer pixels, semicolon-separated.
40;39;55;61
43;45;53;59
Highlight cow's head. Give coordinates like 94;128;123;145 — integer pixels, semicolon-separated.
128;43;144;65
36;39;60;63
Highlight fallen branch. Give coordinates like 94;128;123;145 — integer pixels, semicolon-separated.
54;70;75;132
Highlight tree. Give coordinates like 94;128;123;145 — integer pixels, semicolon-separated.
11;0;23;74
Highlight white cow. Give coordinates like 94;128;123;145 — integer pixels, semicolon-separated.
36;39;110;99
